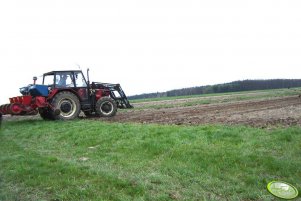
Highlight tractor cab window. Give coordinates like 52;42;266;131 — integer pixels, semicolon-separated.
43;74;55;86
56;73;75;88
74;72;87;87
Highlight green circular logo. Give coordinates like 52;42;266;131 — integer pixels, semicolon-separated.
267;181;299;199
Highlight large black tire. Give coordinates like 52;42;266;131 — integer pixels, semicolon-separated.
38;108;55;120
52;91;81;120
95;97;117;117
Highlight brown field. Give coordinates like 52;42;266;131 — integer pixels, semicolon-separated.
106;95;301;128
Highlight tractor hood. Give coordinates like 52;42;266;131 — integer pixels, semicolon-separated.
20;84;49;97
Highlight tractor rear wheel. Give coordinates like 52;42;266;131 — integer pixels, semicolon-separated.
52;91;81;120
95;97;117;117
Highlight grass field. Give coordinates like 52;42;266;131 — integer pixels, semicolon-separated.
129;88;301;110
1;119;300;200
130;87;301;104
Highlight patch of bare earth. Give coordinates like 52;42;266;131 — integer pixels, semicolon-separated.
106;96;301;128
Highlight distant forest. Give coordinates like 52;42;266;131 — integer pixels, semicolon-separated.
129;79;301;100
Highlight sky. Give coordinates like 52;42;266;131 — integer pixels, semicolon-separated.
0;0;301;104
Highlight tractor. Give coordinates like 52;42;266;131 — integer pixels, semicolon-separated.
0;69;133;120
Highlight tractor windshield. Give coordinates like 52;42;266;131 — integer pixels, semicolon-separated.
43;74;55;86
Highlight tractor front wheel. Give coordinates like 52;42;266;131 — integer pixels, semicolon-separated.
96;97;117;117
52;91;81;120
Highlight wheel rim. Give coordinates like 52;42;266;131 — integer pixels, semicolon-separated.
58;99;77;118
100;101;114;115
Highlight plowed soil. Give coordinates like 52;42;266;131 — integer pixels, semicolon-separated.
106;96;301;127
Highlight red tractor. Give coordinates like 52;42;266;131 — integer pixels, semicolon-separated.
0;69;133;120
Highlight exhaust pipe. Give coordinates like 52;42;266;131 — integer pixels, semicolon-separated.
33;76;37;85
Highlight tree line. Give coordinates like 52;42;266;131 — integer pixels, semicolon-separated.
129;79;301;100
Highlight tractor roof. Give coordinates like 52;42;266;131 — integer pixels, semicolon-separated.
43;70;83;76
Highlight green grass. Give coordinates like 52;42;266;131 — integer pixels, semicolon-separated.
130;88;301;110
130;87;301;103
0;119;300;200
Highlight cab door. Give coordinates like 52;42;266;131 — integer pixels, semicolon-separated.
73;71;90;104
